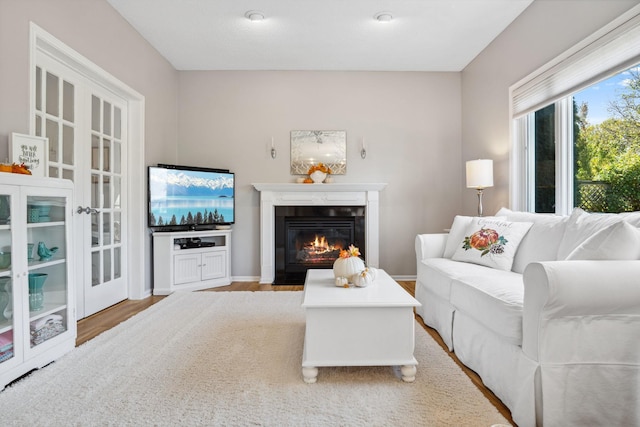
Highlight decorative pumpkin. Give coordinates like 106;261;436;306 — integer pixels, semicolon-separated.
335;277;349;287
333;256;365;279
309;170;327;184
366;267;378;280
354;268;375;287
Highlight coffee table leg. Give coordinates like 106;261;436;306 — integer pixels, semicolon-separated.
401;365;417;382
302;366;318;384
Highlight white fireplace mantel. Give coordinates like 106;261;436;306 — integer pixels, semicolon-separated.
252;183;387;284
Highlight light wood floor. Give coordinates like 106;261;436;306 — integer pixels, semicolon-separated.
77;281;515;426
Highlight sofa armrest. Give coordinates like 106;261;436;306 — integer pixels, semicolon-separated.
415;233;448;262
522;260;640;363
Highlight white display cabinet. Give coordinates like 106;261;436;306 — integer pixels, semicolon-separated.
153;230;231;295
0;174;75;390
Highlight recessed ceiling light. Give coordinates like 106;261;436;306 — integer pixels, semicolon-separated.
374;12;393;23
245;10;265;22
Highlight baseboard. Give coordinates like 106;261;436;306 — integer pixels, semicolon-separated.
231;276;261;282
391;275;417;281
131;289;153;300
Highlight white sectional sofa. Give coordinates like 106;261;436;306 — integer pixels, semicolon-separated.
414;208;640;427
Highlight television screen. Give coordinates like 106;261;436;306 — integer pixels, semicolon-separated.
148;165;235;228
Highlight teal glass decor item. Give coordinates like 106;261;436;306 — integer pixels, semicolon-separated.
0;276;13;320
0;277;11;320
37;242;58;261
28;273;47;311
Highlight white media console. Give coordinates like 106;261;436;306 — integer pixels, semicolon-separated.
152;230;231;295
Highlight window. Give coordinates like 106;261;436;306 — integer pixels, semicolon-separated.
510;5;640;214
525;66;640;213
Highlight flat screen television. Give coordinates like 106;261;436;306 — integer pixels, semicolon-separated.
148;164;235;229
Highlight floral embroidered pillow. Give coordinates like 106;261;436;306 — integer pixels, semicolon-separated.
452;218;533;271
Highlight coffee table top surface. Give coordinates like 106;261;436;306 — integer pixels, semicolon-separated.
302;269;421;308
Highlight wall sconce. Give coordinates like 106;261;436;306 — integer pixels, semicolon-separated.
466;159;493;216
271;137;277;159
361;138;367;159
245;10;265;22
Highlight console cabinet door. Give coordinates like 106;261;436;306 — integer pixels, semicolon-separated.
0;175;75;390
0;186;20;375
173;253;201;285
201;251;226;281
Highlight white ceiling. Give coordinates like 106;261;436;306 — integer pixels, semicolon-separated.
107;0;533;72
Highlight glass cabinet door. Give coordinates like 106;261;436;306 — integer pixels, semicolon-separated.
26;194;69;349
0;190;15;366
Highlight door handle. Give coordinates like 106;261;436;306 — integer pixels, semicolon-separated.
77;206;100;214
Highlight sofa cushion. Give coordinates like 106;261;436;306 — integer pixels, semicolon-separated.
496;208;568;273
557;208;624;259
450;272;524;346
566;220;640;260
419;258;500;300
452;217;532;271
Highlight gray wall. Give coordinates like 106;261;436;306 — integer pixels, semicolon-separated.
2;0;639;283
0;0;179;292
177;71;462;278
461;0;640;216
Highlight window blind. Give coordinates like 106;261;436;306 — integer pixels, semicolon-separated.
511;6;640;119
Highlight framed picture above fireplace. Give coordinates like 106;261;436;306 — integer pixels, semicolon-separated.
290;130;347;175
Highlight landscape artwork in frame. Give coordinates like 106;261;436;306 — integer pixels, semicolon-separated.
9;133;48;177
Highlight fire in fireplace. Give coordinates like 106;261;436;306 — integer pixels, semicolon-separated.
296;234;344;263
275;206;365;284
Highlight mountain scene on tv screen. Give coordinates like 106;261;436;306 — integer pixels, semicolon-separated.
149;170;234;227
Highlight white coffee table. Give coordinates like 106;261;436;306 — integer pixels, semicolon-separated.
301;268;421;384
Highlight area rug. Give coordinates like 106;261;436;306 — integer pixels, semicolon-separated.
0;292;510;426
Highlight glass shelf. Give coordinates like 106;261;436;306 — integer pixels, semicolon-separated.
29;303;68;322
27;257;66;271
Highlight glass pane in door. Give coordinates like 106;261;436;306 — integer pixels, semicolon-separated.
45;72;59;116
91;251;100;286
103;250;111;283
114;247;121;280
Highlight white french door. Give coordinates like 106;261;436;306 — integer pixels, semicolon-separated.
34;53;128;319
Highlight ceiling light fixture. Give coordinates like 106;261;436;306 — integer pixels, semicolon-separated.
244;10;265;22
374;12;393;23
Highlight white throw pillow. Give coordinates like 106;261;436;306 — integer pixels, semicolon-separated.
619;211;640;228
557;208;624;260
497;209;568;273
452;218;533;271
443;215;474;258
566;221;640;260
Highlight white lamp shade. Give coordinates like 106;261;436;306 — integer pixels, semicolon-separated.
466;159;494;189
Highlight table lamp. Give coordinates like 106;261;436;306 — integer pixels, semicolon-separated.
466;159;493;216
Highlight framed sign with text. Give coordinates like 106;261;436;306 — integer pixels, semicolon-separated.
9;133;48;177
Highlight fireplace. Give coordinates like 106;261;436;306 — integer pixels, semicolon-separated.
252;183;386;284
275;206;365;284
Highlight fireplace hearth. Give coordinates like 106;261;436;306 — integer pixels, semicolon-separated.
275;206;365;284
